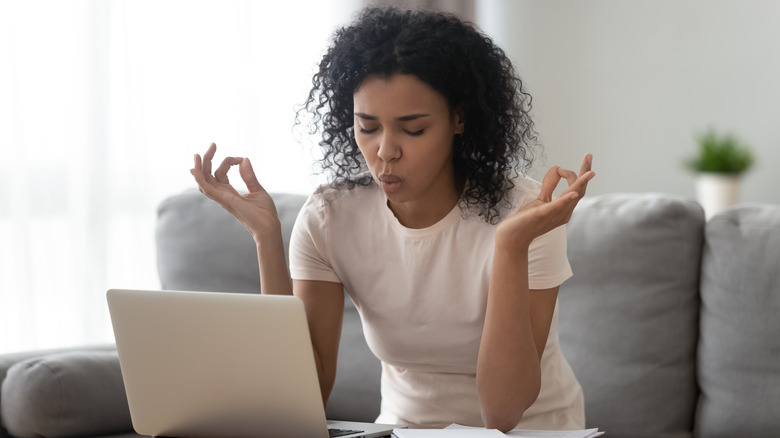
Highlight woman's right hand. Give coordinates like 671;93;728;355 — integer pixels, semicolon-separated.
190;142;280;240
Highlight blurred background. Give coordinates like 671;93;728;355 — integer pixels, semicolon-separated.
1;0;778;353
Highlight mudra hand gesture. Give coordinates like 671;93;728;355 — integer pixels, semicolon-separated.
190;142;280;239
498;154;595;249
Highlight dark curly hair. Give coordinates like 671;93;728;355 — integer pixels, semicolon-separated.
298;7;538;224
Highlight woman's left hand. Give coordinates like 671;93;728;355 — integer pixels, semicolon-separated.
497;154;595;250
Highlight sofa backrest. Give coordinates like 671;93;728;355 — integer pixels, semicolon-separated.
156;189;307;293
155;190;780;436
696;204;780;438
559;193;704;438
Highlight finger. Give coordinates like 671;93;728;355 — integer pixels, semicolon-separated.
551;189;582;220
190;154;207;185
579;153;593;177
190;165;216;198
191;165;240;201
191;164;217;193
214;157;243;184
192;153;202;172
539;166;562;203
191;153;222;193
533;189;580;227
239;158;265;193
202;142;217;176
562;170;595;198
557;167;578;187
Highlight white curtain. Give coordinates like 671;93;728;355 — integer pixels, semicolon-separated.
0;0;355;353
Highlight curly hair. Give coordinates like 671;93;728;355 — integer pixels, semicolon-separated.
298;7;538;224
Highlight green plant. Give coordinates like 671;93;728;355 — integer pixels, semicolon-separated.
684;129;754;174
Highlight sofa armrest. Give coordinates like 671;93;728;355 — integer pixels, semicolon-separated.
0;347;132;438
0;345;118;438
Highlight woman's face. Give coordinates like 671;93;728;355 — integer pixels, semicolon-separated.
353;74;464;219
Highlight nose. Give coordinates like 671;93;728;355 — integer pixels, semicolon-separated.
377;130;401;162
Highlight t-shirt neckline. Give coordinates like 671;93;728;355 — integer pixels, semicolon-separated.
377;187;463;238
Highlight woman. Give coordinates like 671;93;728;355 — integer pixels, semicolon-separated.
191;7;594;432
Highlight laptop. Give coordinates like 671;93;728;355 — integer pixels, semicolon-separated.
107;288;398;438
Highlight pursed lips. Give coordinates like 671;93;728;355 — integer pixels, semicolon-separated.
379;174;401;184
378;174;403;193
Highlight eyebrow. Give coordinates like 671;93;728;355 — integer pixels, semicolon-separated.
354;112;431;122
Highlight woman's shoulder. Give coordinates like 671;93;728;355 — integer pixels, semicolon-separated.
496;174;542;215
459;175;542;224
509;174;543;201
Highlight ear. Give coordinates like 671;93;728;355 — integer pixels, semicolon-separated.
453;107;465;134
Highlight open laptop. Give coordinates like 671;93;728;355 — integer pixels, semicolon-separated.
107;288;398;438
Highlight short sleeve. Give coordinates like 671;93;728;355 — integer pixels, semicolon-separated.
527;224;573;290
289;193;342;283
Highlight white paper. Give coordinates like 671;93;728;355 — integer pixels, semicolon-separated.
441;424;603;438
393;428;506;438
506;429;603;438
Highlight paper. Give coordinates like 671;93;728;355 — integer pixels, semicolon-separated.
393;429;505;438
505;429;603;438
434;424;604;438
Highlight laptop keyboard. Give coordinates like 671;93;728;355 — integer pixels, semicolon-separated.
328;428;364;437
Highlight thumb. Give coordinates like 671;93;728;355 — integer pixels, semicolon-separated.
239;158;265;193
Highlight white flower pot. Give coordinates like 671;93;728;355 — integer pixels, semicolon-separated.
695;173;741;220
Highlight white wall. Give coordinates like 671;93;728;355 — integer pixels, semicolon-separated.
477;0;780;204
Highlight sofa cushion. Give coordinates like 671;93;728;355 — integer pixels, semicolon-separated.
156;189;308;294
0;351;132;438
559;193;703;438
696;205;780;438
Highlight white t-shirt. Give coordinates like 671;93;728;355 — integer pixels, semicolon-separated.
289;176;584;430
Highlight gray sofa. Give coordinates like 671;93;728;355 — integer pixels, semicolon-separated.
1;190;778;438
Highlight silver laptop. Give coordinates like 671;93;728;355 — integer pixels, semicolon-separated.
107;288;397;438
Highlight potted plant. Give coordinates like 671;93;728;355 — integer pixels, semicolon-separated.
684;129;754;219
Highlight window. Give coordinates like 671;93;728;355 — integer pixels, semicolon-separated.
0;0;352;353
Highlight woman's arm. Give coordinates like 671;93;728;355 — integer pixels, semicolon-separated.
254;226;293;295
191;143;344;405
477;246;559;431
294;279;345;405
477;155;594;432
191;142;293;294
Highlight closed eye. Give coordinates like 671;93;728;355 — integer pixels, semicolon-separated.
405;129;425;137
359;127;378;134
